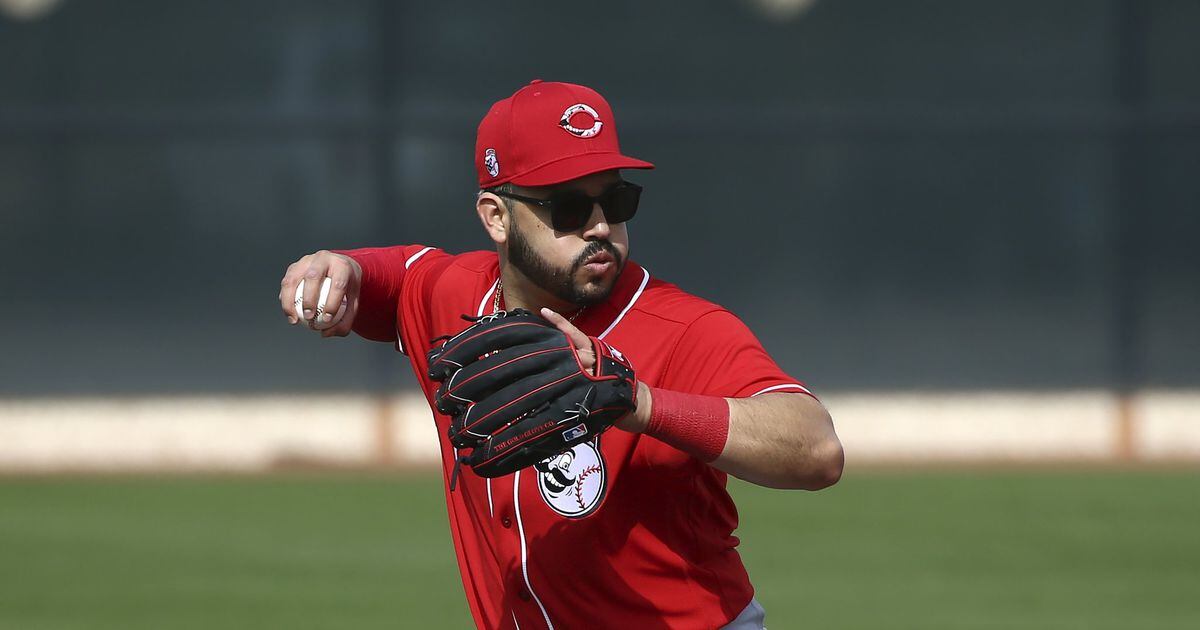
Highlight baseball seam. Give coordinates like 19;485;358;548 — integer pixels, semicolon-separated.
574;464;601;511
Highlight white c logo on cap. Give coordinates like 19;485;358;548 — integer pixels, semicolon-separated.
559;103;603;138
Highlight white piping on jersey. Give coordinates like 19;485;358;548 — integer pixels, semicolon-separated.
502;265;647;628
479;279;500;319
404;246;435;269
514;468;554;629
512;611;521;629
395;248;436;354
750;383;813;397
598;266;650;340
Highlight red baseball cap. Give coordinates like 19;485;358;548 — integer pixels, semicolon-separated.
475;80;654;188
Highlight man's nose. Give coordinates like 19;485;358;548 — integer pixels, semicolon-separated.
581;203;610;239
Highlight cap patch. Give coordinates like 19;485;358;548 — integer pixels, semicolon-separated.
559;103;603;138
484;148;500;178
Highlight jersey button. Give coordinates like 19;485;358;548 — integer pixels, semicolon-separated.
501;516;512;528
518;589;531;602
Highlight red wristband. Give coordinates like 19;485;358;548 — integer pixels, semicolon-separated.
645;387;730;462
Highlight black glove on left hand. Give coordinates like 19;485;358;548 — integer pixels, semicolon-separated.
426;309;638;485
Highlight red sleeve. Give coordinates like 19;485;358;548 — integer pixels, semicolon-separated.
334;245;438;343
659;309;815;400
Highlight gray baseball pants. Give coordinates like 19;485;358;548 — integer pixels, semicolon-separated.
721;597;767;630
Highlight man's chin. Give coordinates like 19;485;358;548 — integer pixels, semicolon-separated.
574;270;620;306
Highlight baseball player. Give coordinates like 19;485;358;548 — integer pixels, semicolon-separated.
279;80;843;629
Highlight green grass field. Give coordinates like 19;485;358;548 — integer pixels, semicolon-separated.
2;470;1197;629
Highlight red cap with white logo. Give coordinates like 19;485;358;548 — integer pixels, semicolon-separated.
475;80;654;188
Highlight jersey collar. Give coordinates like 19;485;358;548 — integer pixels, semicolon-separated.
486;259;650;339
574;260;649;340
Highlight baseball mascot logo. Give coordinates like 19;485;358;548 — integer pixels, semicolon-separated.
484;148;500;178
535;439;607;518
558;103;603;138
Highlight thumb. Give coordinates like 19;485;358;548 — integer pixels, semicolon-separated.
541;307;595;369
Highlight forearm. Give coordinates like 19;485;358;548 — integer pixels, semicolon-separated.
718;393;843;490
334;247;406;342
629;385;843;490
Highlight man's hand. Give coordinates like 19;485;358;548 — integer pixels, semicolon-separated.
279;250;363;338
540;307;651;433
427;309;639;480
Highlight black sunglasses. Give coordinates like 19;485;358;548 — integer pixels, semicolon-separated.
490;181;642;232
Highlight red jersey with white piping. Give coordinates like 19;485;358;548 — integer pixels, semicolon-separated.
345;244;813;630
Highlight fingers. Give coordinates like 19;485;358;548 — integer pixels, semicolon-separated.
427;313;560;380
319;258;359;327
450;368;580;443
321;297;358;338
279;255;314;324
298;262;328;323
279;250;361;332
438;339;574;413
540;308;590;350
542;308;595;372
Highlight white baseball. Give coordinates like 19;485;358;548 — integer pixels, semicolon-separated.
294;277;348;330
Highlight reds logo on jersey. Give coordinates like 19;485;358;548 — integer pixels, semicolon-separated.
534;439;607;518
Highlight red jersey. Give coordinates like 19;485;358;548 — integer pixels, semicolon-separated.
345;245;813;630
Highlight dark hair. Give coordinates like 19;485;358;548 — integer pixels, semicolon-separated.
481;182;515;196
480;182;516;211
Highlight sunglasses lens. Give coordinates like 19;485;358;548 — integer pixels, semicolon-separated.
550;192;594;232
604;184;640;224
546;182;642;231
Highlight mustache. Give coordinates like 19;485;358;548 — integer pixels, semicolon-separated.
572;240;622;269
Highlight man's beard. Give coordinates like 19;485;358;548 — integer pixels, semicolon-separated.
507;213;625;307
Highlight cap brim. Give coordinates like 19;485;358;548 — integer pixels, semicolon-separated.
509;152;654;187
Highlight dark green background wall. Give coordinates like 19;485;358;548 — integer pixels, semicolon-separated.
2;0;1197;394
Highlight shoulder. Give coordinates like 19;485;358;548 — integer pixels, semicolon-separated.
405;249;498;315
631;276;728;327
601;271;740;349
408;249;497;284
622;272;766;351
437;250;498;290
446;250;499;273
398;249;500;352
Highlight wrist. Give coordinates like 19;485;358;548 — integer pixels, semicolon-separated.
616;381;652;433
640;386;730;462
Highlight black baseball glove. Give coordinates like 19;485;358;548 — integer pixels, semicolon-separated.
426;309;638;487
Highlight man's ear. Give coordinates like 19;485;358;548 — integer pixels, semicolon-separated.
476;192;508;245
